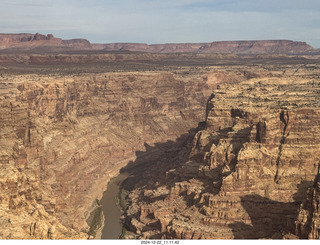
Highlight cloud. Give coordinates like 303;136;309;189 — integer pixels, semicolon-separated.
0;0;319;47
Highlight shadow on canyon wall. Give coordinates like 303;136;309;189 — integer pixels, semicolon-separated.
117;117;318;239
228;180;315;239
120;123;205;193
195;125;253;195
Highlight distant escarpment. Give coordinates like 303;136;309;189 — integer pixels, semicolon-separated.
0;33;92;51
101;40;314;54
0;33;315;54
122;70;320;239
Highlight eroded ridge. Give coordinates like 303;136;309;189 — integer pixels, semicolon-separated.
0;70;210;239
123;77;320;239
1;54;319;239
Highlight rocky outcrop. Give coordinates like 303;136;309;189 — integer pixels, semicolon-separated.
1;47;319;239
294;165;320;239
0;33;91;50
103;40;314;54
0;165;87;239
0;33;315;54
122;68;320;239
0;68;217;239
62;39;92;49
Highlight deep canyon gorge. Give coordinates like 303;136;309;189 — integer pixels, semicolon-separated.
0;34;320;239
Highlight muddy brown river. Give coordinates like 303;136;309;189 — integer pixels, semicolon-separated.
100;173;128;239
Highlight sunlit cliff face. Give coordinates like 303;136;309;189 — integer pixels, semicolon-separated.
120;70;320;240
0;65;215;238
0;45;319;239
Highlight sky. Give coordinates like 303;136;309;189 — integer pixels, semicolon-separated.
1;0;320;48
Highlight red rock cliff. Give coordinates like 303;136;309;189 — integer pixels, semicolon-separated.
0;33;314;54
103;40;313;54
123;69;320;239
0;33;92;50
0;69;214;239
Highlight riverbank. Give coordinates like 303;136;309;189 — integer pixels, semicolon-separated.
84;156;136;239
100;172;129;239
86;200;104;239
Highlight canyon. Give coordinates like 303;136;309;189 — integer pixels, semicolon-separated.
121;69;320;239
0;33;320;239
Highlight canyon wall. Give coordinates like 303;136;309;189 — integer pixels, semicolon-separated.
1;49;319;239
0;67;224;238
122;66;320;239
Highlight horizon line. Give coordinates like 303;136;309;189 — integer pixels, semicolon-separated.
0;32;315;48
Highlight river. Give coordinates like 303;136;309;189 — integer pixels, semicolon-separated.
100;172;128;239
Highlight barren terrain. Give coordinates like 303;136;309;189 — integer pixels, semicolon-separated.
121;65;320;239
0;34;319;239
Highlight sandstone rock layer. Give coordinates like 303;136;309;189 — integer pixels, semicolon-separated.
1;49;319;239
0;33;314;54
123;69;320;239
0;68;213;238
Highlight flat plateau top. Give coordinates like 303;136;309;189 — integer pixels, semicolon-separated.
214;77;320;110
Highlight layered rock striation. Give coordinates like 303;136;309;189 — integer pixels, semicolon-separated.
0;33;315;54
1;48;319;239
0;69;215;239
294;165;320;239
103;40;314;54
0;33;91;51
123;73;320;239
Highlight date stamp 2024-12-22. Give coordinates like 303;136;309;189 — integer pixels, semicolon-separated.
141;240;180;245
